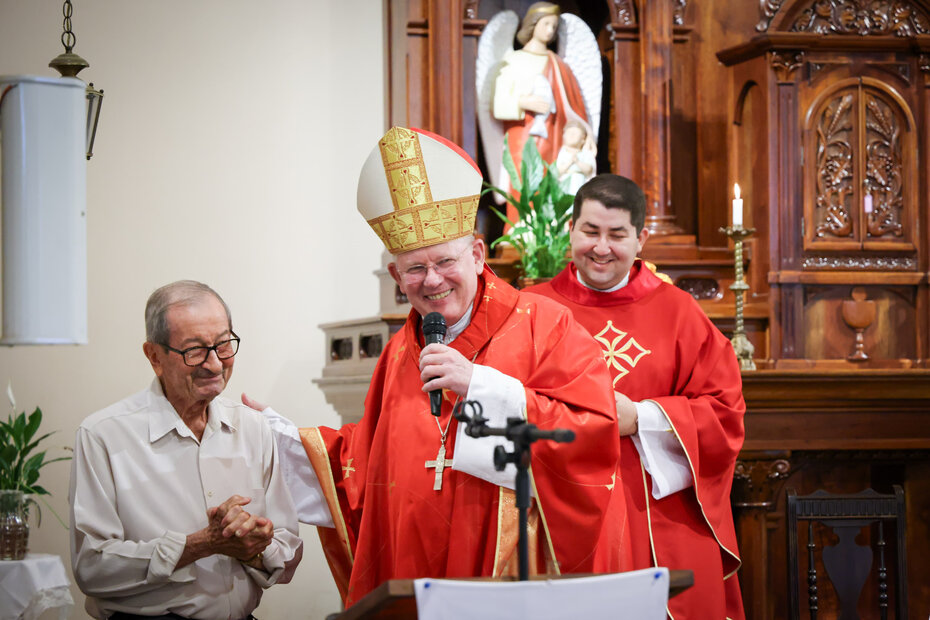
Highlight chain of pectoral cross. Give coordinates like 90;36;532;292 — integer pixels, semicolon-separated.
424;395;458;491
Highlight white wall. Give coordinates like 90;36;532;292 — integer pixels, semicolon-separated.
0;1;386;617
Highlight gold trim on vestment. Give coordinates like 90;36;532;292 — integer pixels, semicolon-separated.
493;487;505;576
529;468;560;575
640;460;673;619
494;488;542;577
645;398;742;578
304;428;354;565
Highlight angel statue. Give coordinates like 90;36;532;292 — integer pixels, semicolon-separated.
477;2;602;204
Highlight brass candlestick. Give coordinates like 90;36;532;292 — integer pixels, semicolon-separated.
720;225;756;371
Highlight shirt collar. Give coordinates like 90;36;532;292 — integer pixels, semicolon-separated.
445;302;474;344
146;378;236;443
576;269;630;293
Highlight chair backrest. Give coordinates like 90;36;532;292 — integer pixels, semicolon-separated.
786;486;907;620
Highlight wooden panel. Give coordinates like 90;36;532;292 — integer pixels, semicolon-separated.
800;285;917;361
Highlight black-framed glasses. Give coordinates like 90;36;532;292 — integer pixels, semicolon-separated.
162;332;240;366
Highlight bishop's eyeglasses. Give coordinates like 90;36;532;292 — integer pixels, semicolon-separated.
162;333;240;366
399;247;471;283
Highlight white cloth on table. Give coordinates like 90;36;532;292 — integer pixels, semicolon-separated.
0;553;74;620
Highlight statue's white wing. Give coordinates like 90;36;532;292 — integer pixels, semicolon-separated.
557;13;602;140
476;10;518;191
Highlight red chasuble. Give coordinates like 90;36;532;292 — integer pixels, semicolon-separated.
301;267;627;607
527;262;746;620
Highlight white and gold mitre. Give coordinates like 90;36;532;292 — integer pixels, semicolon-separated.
357;126;482;254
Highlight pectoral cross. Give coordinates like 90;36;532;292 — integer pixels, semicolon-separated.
425;444;454;491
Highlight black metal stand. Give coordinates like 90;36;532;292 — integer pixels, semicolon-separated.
453;400;575;581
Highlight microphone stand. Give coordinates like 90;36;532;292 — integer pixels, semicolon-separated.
453;400;575;582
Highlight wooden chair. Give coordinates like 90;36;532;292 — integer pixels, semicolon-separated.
786;486;907;620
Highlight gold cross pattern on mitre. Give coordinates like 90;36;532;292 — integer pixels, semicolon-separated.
357;127;482;254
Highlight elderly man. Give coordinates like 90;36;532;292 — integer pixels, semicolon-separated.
250;127;628;608
70;281;302;620
525;175;746;619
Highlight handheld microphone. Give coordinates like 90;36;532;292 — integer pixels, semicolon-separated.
422;312;447;417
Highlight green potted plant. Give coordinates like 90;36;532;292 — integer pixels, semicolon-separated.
482;136;575;285
0;404;71;560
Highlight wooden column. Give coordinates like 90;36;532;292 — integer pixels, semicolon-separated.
640;0;682;235
404;0;429;130
610;3;640;180
919;53;930;363
731;451;791;620
427;0;464;143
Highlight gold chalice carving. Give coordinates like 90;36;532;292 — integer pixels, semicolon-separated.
840;287;876;362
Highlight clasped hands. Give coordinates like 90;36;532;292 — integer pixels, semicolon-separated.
420;343;473;399
205;495;272;562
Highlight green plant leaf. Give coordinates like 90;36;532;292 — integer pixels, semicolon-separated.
0;406;71;499
481;184;521;211
501;135;522;194
521;139;545;198
485;137;580;279
23;408;42;444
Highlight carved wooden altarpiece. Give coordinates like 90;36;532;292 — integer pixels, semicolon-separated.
718;0;930;369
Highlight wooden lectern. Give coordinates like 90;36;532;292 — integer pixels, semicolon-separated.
332;570;694;620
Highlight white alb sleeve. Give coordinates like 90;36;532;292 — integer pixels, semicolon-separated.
629;400;694;499
260;407;334;528
450;364;526;490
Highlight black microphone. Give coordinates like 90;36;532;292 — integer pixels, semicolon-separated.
422;312;447;417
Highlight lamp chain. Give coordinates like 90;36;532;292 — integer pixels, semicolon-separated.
61;0;76;53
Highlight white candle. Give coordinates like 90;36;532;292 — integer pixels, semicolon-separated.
732;183;743;228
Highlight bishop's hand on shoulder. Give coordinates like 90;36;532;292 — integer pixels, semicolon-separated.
241;392;268;412
419;343;473;399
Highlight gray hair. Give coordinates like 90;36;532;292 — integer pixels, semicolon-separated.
144;280;232;344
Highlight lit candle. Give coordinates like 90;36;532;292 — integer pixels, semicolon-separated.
732;183;743;228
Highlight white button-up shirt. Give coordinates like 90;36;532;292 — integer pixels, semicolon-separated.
70;380;302;620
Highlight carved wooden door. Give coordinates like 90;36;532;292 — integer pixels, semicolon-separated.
803;77;917;254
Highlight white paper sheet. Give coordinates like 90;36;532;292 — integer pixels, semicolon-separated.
414;568;669;620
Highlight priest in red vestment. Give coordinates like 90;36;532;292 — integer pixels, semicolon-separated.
249;128;629;608
526;174;746;619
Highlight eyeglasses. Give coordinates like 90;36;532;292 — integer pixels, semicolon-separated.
399;247;471;283
162;333;240;366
